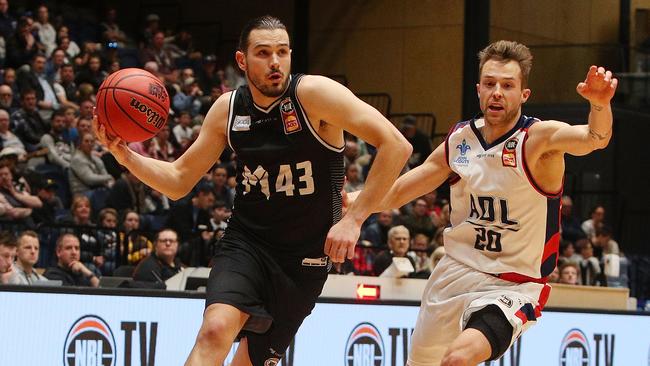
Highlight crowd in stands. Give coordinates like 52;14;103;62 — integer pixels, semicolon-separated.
0;2;629;293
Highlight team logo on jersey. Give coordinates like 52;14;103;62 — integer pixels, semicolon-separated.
233;115;251;131
63;315;116;366
454;139;471;165
345;322;384;366
280;97;302;134
498;295;513;308
559;329;590;366
505;138;518;151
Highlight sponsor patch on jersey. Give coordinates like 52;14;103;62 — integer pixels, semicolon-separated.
502;152;517;167
233;115;251;131
280;97;302;134
302;256;329;267
504;137;518;151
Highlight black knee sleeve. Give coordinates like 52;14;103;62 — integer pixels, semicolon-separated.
465;305;514;361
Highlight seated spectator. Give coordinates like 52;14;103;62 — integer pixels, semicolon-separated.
106;170;151;213
560;195;586;242
593;226;619;258
166;184;213;242
30;178;63;225
361;209;393;249
209;200;229;232
59;65;79;107
45;48;66;83
56;26;80;58
210;164;233;208
581;205;605;241
173;111;193;148
33;4;56;56
408;233;432;278
399;198;436;238
547;266;560;283
133;228;181;286
100;8;132;48
97;207;119;276
578;240;604;286
173;77;202;116
57;195;101;276
78;99;94;121
8;230;47;284
0;85;18;114
373;225;415;277
150;124;176;162
558;240;580;267
0;109;26;157
17;53;60;121
75;55;107;90
60;106;79;143
140;30;175;76
6;16;42;69
11;88;49;151
0;161;41;224
343;163;364;193
559;262;580;285
40;109;73;169
127;138;154;158
68;132;114;197
0;230;16;284
400;115;432;168
44;233;99;287
197;54;221;95
119;209;153;265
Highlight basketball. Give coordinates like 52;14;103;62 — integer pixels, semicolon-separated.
96;68;170;142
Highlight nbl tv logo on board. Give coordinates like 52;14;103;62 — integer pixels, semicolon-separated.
345;322;384;366
559;329;590;366
63;315;116;366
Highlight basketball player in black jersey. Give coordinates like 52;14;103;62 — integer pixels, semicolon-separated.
94;16;411;366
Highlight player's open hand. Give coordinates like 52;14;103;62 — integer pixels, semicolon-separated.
92;113;130;164
324;216;361;263
576;65;618;107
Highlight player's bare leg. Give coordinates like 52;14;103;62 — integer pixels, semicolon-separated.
230;337;253;366
185;303;250;366
440;329;492;366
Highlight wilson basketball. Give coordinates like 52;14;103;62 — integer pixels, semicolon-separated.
96;68;170;142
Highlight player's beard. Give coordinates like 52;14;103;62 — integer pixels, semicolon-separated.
484;104;520;126
247;71;289;98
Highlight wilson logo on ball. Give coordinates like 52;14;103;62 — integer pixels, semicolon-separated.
129;98;166;129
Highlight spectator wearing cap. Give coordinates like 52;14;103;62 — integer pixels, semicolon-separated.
0;110;25;156
173;76;202;116
68;132;114;197
400;115;432;168
8;230;47;285
40;108;73;169
30;177;62;225
44;233;99;287
0;84;18;114
165;184;213;242
198;54;221;95
11;88;49;151
133;228;181;286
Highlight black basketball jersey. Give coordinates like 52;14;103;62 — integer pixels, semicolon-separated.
225;74;344;258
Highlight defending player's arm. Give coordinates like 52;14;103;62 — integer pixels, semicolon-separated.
298;75;412;262
95;92;231;200
346;142;453;211
530;66;617;156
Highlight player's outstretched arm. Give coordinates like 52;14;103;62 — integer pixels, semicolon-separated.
298;75;412;262
95;92;231;200
531;66;617;156
345;143;452;211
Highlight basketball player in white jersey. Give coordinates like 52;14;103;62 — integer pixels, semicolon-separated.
347;40;617;365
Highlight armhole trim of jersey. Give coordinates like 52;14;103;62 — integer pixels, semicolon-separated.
521;129;563;198
295;77;345;153
226;90;237;152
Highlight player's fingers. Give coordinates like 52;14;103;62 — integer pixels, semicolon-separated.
336;244;348;263
324;236;333;256
597;66;605;75
611;78;618;90
604;70;612;82
346;241;356;260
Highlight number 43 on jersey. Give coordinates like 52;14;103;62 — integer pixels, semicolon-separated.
242;161;315;199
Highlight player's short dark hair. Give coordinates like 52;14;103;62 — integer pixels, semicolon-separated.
478;40;533;88
238;15;287;53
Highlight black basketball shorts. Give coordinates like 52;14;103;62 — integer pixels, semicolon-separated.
206;230;328;365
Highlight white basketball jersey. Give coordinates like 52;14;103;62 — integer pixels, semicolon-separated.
444;115;561;282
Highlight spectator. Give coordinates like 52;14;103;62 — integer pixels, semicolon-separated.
547;266;560;283
58;64;78;106
559;262;580;285
106;170;154;214
400;115;432;168
100;8;131;48
361;209;393;249
40;109;73;169
33;5;56;56
0;230;16;284
0;109;25;155
141;14;161;47
166;184;213;242
150;124;176;161
560;195;586;242
197;54;221;94
60;105;78;143
56;26;80;58
11;88;48;151
578;240;603;286
209;201;230;232
558;240;580;267
119;210;153;265
140;30;175;76
17;53;60;121
78;99;94;121
173;110;193;148
97;207;119;275
0;84;18;114
57;195;102;276
408;233;433;279
45;48;65;82
343;163;364;192
6;16;41;68
0;161;41;220
0;0;15;42
581;205;605;241
399;198;436;238
199;85;222;116
343;139;359;167
373;225;415;277
210;164;233;208
68;132;113;196
44;233;99;287
8;230;46;284
75;54;106;90
172;77;202;116
593;225;620;258
133;228;181;285
30;177;62;225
